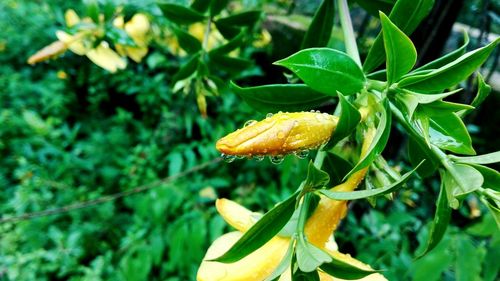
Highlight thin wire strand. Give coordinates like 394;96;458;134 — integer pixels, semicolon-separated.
0;158;221;224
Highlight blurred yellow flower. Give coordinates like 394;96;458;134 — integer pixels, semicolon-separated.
114;13;151;62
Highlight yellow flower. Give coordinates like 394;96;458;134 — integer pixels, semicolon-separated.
199;128;383;281
216;112;339;157
115;13;150;62
27;40;68;65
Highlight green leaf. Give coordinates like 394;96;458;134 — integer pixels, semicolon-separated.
424;100;474;113
454;235;487;281
319;253;379;279
480;197;500;229
292;268;320;281
363;0;435;73
426;112;475;155
301;0;335;49
212;191;298;263
274;48;366;96
84;0;100;23
215;11;262;27
323;152;354;186
415;32;469;71
296;235;332;272
417;169;452;257
404;88;463;104
210;0;229;16
407;137;439;178
230;82;331;113
172;27;202;54
398;38;500;92
264;239;295;281
157;3;206;25
457;72;492;117
324;93;361;149
450;151;500;165
355;0;395;17
172;53;200;83
303;161;330;191
191;0;210;12
444;163;484;208
468;164;500;191
320;162;420;200
379;12;417;84
209;54;252;72
209;31;246;55
345;98;391;178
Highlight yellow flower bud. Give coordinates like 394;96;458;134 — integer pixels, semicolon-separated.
27;40;68;65
216;112;338;156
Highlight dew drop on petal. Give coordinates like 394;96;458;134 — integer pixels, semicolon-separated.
254;155;264;161
277;131;286;139
243;120;257;127
221;153;236;163
269;155;284;164
294;150;309;159
266;113;274;118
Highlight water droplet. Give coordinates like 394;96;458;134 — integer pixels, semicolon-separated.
236;155;245;159
277;131;286;139
269;155;284;164
310;109;315;112
266;113;274;118
254;155;264;161
221;153;236;163
294;150;309;159
243;120;257;127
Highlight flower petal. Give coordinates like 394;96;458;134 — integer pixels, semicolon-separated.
197;232;290;281
215;198;260;232
86;42;127;72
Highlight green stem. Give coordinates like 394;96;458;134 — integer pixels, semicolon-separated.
297;193;314;233
337;0;361;65
202;17;212;51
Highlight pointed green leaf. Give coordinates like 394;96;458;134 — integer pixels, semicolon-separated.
323;152;354;186
427;112;475;155
191;0;210;12
275;48;366;96
479;196;500;229
157;2;206;25
398;38;500;92
345;98;391;178
417;169;452;257
363;0;435;73
209;54;252;72
172;53;200;83
301;0;335;49
209;31;246;55
450;151;500;165
209;0;229;16
404;88;463;104
320;162;420;200
380;12;417;84
457;72;492;117
468;164;500;191
230;82;331;113
325;93;361;149
304;161;330;190
172;26;202;54
212;191;298;263
415;32;469;71
215;10;262;27
319;253;379;279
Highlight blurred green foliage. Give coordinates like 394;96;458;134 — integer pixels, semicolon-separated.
0;0;498;280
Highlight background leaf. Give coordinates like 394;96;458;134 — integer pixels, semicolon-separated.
157;3;206;25
301;0;335;49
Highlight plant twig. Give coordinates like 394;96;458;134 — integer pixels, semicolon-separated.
337;0;361;65
0;158;221;224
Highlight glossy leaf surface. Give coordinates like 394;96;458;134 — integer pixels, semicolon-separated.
275;48;366;96
230;82;331;113
380;12;417;84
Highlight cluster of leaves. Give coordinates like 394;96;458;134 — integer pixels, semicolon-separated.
212;0;499;279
